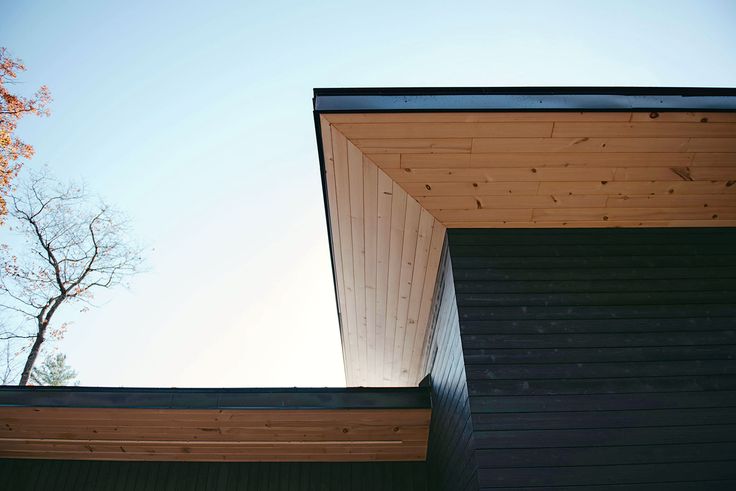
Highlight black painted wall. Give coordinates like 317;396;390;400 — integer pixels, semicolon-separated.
425;245;479;491
448;228;736;490
0;459;427;490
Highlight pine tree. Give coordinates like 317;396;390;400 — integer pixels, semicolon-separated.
30;353;78;386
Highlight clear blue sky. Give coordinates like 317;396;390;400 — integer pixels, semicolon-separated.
1;1;735;387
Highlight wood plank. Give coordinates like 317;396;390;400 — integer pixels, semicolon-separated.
629;112;736;123
334;122;552;139
472;137;690;153
613;167;736;181
352;138;472;154
320;118;349;381
538;180;736;196
0;408;431;423
470;152;695;168
532;207;736;222
392;198;421;382
385;167;617;183
606;195;736;208
347;141;367;383
692;153;736;165
552;122;736;138
0;449;428;463
330;128;359;384
409;221;445;383
431;209;533;223
323;112;634;124
362;156;378;386
401;153;471;169
384;183;407;384
400;208;434;384
0;425;431;442
374;168;393;386
401;181;541;197
687;138;736;152
417;195;608;210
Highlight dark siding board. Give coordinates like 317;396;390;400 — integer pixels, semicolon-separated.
474;481;736;491
450;245;736;258
463;332;736;348
425;242;480;491
470;391;736;413
453;264;736;281
458;304;736;320
476;461;736;488
463;346;736;364
455;278;736;293
467;375;736;396
448;227;736;489
476;442;736;467
466;360;736;379
473;425;736;448
0;460;427;491
472;407;736;430
457;291;736;307
460;318;736;334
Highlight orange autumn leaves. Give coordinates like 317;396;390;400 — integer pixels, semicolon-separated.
0;47;51;222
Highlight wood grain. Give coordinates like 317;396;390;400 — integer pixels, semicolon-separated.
318;111;736;387
0;407;431;462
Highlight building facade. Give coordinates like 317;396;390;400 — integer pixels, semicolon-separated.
2;88;735;489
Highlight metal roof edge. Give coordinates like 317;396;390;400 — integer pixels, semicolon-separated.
313;86;736;112
0;385;431;410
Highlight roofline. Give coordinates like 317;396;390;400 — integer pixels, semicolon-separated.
312;86;736;384
313;86;736;113
0;386;431;410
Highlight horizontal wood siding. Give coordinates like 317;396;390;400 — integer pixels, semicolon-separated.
0;406;430;462
448;227;736;489
0;459;427;490
425;245;479;491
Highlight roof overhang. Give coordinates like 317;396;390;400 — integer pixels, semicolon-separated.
314;87;736;387
0;386;431;462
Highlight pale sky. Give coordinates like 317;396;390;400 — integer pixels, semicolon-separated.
1;0;735;387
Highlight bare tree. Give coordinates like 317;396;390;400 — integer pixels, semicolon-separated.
0;171;143;385
1;340;19;384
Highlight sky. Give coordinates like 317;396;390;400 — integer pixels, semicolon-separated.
1;0;735;387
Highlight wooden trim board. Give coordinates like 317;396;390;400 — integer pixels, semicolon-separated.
0;406;431;462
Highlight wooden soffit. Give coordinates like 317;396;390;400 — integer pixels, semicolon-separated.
0;387;431;462
317;106;736;387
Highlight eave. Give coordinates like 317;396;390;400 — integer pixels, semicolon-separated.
313;87;736;387
0;386;431;462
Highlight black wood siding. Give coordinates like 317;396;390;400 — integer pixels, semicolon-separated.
425;245;480;491
448;228;736;490
0;459;427;490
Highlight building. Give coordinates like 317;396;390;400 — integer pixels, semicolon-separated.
2;87;736;489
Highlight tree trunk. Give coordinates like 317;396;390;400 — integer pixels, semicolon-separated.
18;322;47;386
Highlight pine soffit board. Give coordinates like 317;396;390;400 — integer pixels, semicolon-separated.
0;406;431;462
318;111;736;387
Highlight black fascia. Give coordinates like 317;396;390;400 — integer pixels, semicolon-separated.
313;86;736;113
0;386;430;410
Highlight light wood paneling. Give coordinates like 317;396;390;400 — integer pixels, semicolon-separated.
319;112;736;386
325;112;736;229
0;407;430;462
322;118;446;387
